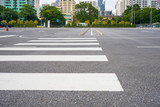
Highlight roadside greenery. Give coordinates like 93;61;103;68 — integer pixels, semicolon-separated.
0;5;18;22
121;4;160;24
40;5;65;27
0;5;38;27
19;4;38;21
75;2;98;24
1;19;39;27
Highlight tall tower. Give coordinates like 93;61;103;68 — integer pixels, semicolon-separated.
34;0;40;18
0;0;3;5
60;0;76;21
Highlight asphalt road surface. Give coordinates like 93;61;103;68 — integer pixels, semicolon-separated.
0;27;160;107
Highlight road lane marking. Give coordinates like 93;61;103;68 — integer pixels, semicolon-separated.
15;43;99;46
38;38;96;40
141;31;149;32
137;46;160;48
94;29;103;35
0;47;102;51
28;40;98;42
80;28;90;35
0;55;108;61
0;35;17;38
0;73;123;91
91;28;93;36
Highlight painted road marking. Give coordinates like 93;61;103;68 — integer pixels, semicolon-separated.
28;40;98;42
15;43;99;46
38;38;96;40
91;28;93;36
0;47;102;51
0;55;108;61
0;73;123;91
137;46;160;48
0;35;17;38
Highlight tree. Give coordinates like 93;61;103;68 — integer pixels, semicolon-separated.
1;20;7;25
85;20;90;25
0;7;18;22
139;7;151;24
102;20;108;24
111;20;116;24
19;4;37;21
152;14;160;23
8;20;16;25
119;21;125;24
75;2;98;23
122;4;140;23
0;6;5;21
40;5;65;26
92;19;98;25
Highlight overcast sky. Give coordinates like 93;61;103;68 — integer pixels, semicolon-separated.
40;0;117;13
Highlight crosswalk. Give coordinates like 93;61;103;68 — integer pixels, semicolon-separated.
0;35;17;38
0;37;123;91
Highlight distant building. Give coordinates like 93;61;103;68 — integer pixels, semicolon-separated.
2;0;34;12
51;0;59;7
34;0;40;18
128;0;148;8
115;0;158;16
98;0;105;16
98;0;105;11
79;0;100;10
149;0;157;7
0;0;3;6
99;11;112;16
115;0;125;16
60;0;76;21
158;0;160;9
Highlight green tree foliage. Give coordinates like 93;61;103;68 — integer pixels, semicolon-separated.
153;14;160;23
85;20;90;25
40;5;65;26
111;20;116;25
0;6;18;22
122;4;140;23
119;21;125;24
8;20;16;25
121;4;160;24
1;20;7;25
19;4;37;21
75;2;98;23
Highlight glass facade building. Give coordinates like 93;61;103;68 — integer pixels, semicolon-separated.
98;0;105;11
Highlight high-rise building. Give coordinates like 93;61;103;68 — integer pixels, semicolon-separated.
79;0;100;10
2;0;34;12
2;0;40;18
128;0;158;8
129;0;148;8
149;0;157;7
115;0;125;16
98;0;105;11
98;0;105;16
60;0;76;21
51;0;59;7
158;0;160;9
0;0;3;6
34;0;40;18
115;0;158;16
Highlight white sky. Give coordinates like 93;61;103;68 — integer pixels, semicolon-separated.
40;0;117;14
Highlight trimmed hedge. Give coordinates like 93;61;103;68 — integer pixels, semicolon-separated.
65;24;136;27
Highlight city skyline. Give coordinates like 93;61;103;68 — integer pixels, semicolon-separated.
40;0;117;13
